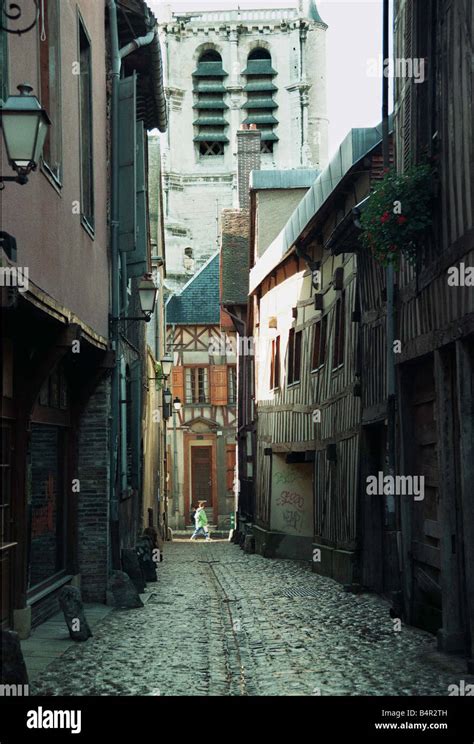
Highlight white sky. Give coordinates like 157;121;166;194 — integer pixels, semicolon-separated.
150;0;392;158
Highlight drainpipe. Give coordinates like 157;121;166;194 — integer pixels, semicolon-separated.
120;30;156;59
108;0;161;567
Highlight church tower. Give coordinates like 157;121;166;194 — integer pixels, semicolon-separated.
158;1;328;290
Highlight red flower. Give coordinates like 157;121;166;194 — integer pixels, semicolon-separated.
380;211;390;224
397;215;408;225
389;244;398;252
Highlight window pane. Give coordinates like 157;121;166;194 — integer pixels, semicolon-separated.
312;322;321;370
294;330;302;382
275;336;280;387
79;22;94;227
39;0;61;179
0;29;8;102
287;328;295;384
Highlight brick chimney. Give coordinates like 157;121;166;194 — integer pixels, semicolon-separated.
236;124;261;210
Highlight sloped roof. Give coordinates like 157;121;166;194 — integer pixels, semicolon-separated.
250;169;319;191
249;122;388;292
166;253;220;325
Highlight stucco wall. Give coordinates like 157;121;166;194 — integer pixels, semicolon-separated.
1;0;109;338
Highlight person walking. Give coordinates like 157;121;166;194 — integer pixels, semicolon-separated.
190;501;211;541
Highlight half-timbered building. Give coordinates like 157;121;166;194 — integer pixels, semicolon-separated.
393;0;474;663
166;254;237;530
248;126;389;576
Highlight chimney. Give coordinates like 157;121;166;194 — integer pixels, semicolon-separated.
236;124;261;210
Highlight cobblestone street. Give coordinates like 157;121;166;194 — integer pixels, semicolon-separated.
32;541;469;697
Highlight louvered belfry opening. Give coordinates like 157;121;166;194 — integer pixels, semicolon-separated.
243;48;278;154
193;50;229;157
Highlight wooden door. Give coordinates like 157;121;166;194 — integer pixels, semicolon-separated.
191;446;213;511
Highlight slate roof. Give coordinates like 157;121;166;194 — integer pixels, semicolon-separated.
166;253;220;325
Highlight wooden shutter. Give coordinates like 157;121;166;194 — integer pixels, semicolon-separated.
127;121;148;278
226;445;236;491
130;360;142;491
210;365;228;405
171;366;185;401
118;74;137;253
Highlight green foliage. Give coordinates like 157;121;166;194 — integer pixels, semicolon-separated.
360;164;433;267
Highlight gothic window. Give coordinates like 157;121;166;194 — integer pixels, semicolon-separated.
243;48;278;154
193;50;228;157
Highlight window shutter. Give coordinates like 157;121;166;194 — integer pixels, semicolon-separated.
210;365;228;405
118;74;137;253
130;360;142;491
127;121;149;278
172;366;185;401
226;445;236;491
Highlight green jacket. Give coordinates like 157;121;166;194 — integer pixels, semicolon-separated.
196;508;208;528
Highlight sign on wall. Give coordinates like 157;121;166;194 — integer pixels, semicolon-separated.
270;456;313;537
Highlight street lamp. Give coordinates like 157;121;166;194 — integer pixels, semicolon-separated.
0;84;51;186
173;397;182;412
111;273;158;323
161;354;173;378
138;273;158;318
163;387;172;421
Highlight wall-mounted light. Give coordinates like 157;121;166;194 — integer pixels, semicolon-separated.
0;84;51;187
161;354;173;378
111;273;158;323
173;397;182;413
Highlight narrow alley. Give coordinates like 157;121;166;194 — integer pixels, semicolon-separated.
30;541;468;697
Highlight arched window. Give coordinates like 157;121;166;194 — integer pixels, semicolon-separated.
243;48;278;153
193;50;228;157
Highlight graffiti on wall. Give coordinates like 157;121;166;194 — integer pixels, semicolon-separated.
270;457;313;537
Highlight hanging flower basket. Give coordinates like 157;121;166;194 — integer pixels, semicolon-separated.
360;164;433;267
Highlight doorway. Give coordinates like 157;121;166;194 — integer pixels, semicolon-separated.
191;446;213;522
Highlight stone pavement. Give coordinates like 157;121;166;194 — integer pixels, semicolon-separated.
31;540;471;696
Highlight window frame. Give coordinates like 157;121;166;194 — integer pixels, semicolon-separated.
38;0;63;187
0;27;9;103
269;335;280;390
227;365;237;405
185;366;210;405
311;315;328;372
77;12;95;235
287;328;302;386
332;291;346;371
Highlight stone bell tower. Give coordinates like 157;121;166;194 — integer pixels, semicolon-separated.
158;1;328;291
